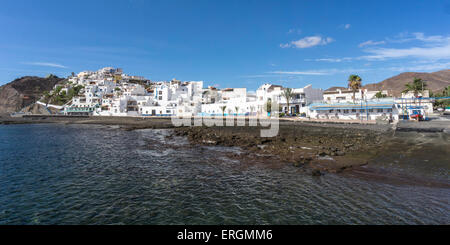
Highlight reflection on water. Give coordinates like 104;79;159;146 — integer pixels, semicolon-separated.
0;124;448;225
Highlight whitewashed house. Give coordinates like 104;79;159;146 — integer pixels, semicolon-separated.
255;84;323;115
323;88;389;103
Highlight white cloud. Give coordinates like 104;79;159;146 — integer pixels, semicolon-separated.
338;24;351;30
362;43;450;60
268;68;369;76
268;71;328;75
388;62;450;72
23;62;68;69
287;28;302;34
311;33;450;61
359;33;449;48
242;68;375;81
362;33;450;60
387;32;450;44
281;36;334;49
412;32;450;43
305;57;353;62
359;40;386;48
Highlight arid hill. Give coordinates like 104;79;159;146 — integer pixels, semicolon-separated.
363;69;450;96
0;76;65;114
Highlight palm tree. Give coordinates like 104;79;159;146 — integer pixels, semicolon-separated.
220;106;227;117
265;99;272;116
348;75;362;103
403;78;427;98
281;88;294;115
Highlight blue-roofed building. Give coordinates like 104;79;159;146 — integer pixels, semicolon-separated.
308;99;399;122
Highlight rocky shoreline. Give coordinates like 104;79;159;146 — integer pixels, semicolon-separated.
2;114;447;178
0;115;392;175
0;115;176;129
172;124;391;175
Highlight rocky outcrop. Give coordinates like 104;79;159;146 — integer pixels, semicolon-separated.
0;85;22;114
21;103;53;115
0;76;64;114
173;124;387;175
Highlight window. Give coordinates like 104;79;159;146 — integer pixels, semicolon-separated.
329;110;333;113
360;109;365;113
377;109;383;113
159;91;163;95
336;109;341;113
159;96;163;100
368;109;374;113
387;108;393;112
352;109;357;113
344;109;349;114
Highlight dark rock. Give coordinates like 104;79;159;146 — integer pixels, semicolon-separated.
312;169;323;176
318;151;328;157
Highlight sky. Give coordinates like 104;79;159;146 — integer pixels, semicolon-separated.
0;0;450;90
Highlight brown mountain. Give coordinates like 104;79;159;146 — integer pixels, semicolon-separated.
363;69;450;96
0;76;65;114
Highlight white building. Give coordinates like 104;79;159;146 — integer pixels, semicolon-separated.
323;88;389;103
395;90;433;116
309;99;399;122
63;68;329;118
256;84;323;115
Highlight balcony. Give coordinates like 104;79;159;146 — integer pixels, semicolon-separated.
291;98;306;104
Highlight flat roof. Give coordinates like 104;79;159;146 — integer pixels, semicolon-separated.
310;101;395;110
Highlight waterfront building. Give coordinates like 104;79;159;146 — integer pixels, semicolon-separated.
395;90;434;119
308;99;399;122
199;87;260;117
323;88;389;103
198;84;323;117
256;84;324;115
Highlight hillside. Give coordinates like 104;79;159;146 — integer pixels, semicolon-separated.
0;76;65;114
363;69;450;96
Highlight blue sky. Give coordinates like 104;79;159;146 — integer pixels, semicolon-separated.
1;0;450;90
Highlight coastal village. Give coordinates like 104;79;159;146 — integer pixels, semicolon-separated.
31;67;448;124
